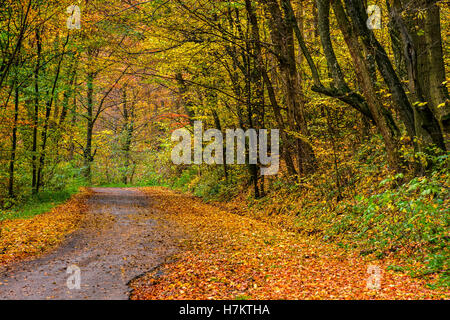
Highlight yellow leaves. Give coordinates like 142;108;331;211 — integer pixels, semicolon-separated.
129;187;446;300
413;101;429;108
0;189;89;266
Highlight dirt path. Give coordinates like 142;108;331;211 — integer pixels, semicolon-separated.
0;188;179;300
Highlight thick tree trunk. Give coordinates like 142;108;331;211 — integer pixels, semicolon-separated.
332;0;403;171
386;0;408;83
344;0;445;153
246;0;297;177
423;2;450;144
387;0;447;153
284;0;375;122
264;0;317;174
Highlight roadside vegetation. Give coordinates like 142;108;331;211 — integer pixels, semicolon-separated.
0;0;448;293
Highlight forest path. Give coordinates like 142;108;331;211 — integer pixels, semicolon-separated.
0;188;179;300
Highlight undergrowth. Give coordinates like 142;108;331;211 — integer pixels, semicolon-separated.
165;142;450;289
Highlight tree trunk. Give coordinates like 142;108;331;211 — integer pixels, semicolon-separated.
344;0;445;153
31;28;41;195
84;71;95;183
423;1;449;144
8;83;19;198
246;0;297;177
122;88;134;185
212;109;228;181
59;55;78;125
264;0;317;174
332;0;403;171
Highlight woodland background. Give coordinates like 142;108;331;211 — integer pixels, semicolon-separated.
0;0;448;288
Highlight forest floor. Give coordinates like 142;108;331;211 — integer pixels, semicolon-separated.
0;187;447;299
130;187;447;300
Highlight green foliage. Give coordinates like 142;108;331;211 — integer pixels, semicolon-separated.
170;168;197;192
328;161;449;288
168;166;245;201
0;188;80;222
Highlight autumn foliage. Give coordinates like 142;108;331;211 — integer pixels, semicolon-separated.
130;188;448;300
0;0;449;300
0;189;89;265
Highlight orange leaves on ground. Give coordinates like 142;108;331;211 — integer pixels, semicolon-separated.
130;187;447;300
0;190;89;265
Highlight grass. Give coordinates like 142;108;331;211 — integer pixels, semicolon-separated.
0;188;80;222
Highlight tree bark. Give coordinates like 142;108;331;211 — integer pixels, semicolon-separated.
8;82;19;198
246;0;297;177
83;70;95;183
344;0;445;152
264;0;317;174
31;28;42;195
332;0;403;171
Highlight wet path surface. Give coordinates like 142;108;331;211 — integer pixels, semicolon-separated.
0;188;178;300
